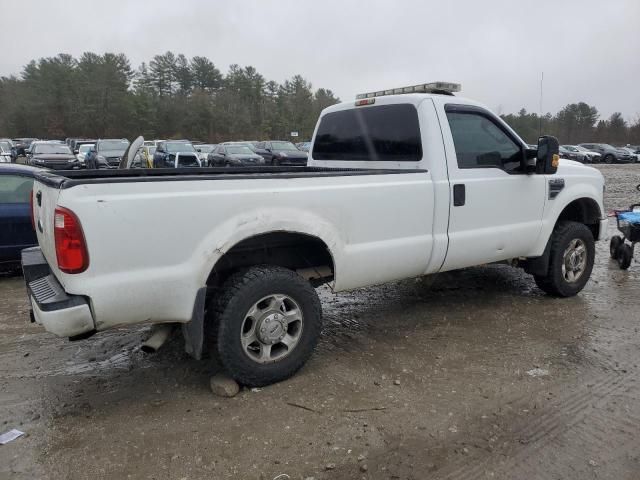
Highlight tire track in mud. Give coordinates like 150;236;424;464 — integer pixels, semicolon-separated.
438;370;639;479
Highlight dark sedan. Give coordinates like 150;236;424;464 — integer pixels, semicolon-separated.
96;138;130;168
254;141;308;166
209;145;266;167
27;142;79;170
0;164;39;269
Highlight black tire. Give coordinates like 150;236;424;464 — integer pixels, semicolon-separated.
604;154;614;164
617;244;633;270
610;235;623;259
209;265;322;387
534;221;595;297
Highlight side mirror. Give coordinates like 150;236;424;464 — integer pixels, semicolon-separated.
196;148;201;152
536;135;560;174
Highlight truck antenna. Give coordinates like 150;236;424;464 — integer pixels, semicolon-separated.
539;72;544;136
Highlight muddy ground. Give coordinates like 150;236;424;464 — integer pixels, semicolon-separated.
1;165;639;480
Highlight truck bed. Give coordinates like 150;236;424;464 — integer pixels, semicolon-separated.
32;164;436;331
35;166;425;189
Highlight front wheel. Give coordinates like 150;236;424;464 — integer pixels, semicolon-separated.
534;221;595;297
610;235;623;258
209;265;322;387
604;154;614;164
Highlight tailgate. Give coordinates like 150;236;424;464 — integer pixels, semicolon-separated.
32;179;62;279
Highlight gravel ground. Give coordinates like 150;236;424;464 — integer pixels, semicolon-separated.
1;164;639;480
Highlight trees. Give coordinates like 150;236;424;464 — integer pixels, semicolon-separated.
553;102;599;144
607;112;628;145
501;102;634;146
0;51;339;142
3;51;637;146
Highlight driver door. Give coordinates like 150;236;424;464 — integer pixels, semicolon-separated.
440;104;546;271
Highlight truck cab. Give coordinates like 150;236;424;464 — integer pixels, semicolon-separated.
308;82;606;274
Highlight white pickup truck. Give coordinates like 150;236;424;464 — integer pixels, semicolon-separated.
22;82;607;387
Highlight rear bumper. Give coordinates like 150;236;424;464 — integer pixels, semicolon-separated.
21;247;95;338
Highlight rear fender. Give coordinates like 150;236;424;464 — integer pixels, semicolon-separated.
195;207;342;287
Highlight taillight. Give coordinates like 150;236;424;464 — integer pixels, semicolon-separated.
54;207;89;273
29;189;35;230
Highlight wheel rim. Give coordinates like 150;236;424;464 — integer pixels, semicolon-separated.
240;294;304;364
562;238;587;283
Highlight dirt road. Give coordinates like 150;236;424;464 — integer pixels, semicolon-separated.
1;165;639;480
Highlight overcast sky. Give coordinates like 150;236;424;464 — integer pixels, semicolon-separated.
2;0;638;120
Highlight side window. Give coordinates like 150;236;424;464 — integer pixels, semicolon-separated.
446;110;522;173
217;146;225;154
256;142;265;149
312;104;422;161
0;175;34;204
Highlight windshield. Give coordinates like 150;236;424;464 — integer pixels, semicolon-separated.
166;142;195;153
271;141;299;151
33;144;73;154
562;146;578;152
78;144;94;153
97;140;129;152
227;146;254;155
0;141;11;152
199;145;215;153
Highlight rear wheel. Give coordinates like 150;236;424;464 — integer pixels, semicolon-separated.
208;265;322;387
617;244;633;270
610;235;623;259
534;221;595;297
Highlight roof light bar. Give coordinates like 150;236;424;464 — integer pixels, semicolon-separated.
356;81;461;99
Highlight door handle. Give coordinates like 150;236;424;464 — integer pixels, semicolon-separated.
453;184;466;206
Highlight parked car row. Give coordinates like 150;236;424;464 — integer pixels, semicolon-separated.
559;143;639;164
8;133;640;170
128;139;310;168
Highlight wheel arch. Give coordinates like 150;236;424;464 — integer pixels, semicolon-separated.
555;197;602;240
206;230;336;288
184;228;337;361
